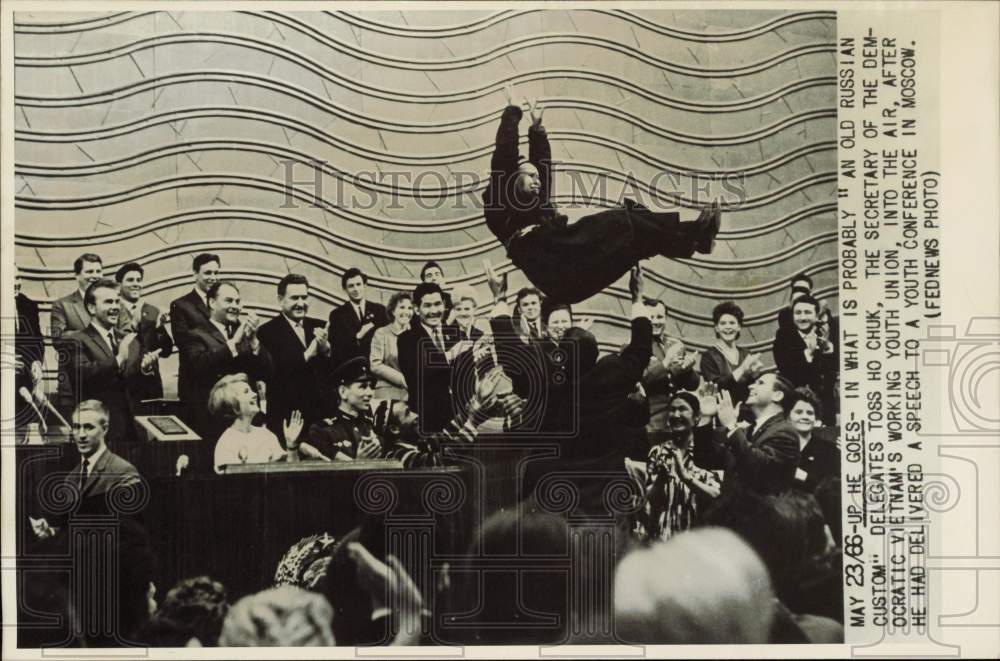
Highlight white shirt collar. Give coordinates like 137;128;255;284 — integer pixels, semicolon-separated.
753;408;784;431
83;444;107;471
194;286;208;307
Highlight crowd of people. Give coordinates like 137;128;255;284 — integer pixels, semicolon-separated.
12;98;843;647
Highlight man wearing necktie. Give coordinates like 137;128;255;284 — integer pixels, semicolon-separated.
515;287;544;344
328;268;388;368
61;279;153;445
114;262;174;401
693;372;801;495
397;282;455;434
258;274;332;440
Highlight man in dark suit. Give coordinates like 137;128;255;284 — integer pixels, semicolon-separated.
772;295;837;423
115;262;174;402
178;281;272;439
328;268;388;367
257;274;332;439
61;279;155;445
13;266;46;442
170;253;221;402
397;282;453;434
695;372;801;495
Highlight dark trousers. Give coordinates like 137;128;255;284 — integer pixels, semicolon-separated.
508;202;697;304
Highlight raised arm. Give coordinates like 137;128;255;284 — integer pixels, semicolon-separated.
491;105;523;175
526;100;552;205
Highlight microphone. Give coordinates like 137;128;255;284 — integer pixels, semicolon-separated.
175;455;190;477
18;387;47;434
38;395;71;430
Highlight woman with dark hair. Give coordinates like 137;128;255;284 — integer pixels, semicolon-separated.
699;301;764;405
370;292;413;401
209;373;328;473
785;387;840;493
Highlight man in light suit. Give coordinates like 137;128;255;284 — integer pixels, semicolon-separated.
51;253;104;416
178;281;272;439
694;372;801;496
257;274;331;439
397;282;453;434
115;262;174;402
328;268;388;368
62;279;156;445
50;253;103;339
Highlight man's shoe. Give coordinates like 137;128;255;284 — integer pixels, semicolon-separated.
694;202;721;254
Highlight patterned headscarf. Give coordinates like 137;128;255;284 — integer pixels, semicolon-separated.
273;533;336;589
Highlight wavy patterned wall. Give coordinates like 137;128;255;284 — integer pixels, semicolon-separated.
14;9;837;392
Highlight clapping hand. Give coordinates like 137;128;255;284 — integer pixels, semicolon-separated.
283;410;304;448
140;350;159;375
29;516;58;540
315;322;330;354
715;389;740;431
357;432;382;460
115;332;137;366
502;82;515;107
697;380;720;421
483;260;507;302
472;368;504;415
346;542;424;646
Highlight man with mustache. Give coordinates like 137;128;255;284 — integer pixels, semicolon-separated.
482;90;721;305
179;281;273;438
257;274;332;439
772;294;837;422
61;279;154;444
396;282;453;434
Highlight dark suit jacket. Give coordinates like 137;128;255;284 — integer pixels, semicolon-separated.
443;322;483;407
328;300;388;367
796;435;841;492
397;322;453;434
772;326;836;395
257;314;332;436
119;301;173;401
64;448;141;500
179;323;273;438
15;294;44;425
169;290;211;343
694;412;801;495
62;325;146;445
50;289;89;339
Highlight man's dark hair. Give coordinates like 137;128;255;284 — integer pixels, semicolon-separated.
73;253;102;275
772;373;797;413
207;280;238;301
516;286;543;306
341;268;367;289
84;278;119;308
114;262;144;283
278;273;309;297
420;260;443;281
711;301;744;325
192;253;220;273
786;386;823;423
412;282;444;307
791;271;814;290
791;294;821;314
541;299;572;325
155;575;230;646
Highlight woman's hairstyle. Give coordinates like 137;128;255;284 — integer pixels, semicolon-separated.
451;283;479;308
156;576;230;646
785;386;823;422
386;292;412;319
542;299;573;325
207;373;251;422
711;301;745;326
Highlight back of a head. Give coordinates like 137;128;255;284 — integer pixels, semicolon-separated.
219;586;334;647
562;327;598;376
614;528;775;644
157;575;229;646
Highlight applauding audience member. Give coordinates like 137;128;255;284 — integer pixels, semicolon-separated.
370;292;412;401
772;295;837;425
169;253;221;348
642;298;699;439
179;281;272;438
50;253;103;339
210;373;327;473
257;274;332;439
329;268;388;367
785;387;840;493
700;301;764;406
397;283;454;434
115;262;174;402
305;357;382;462
694;373;800;495
13;266;45;442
